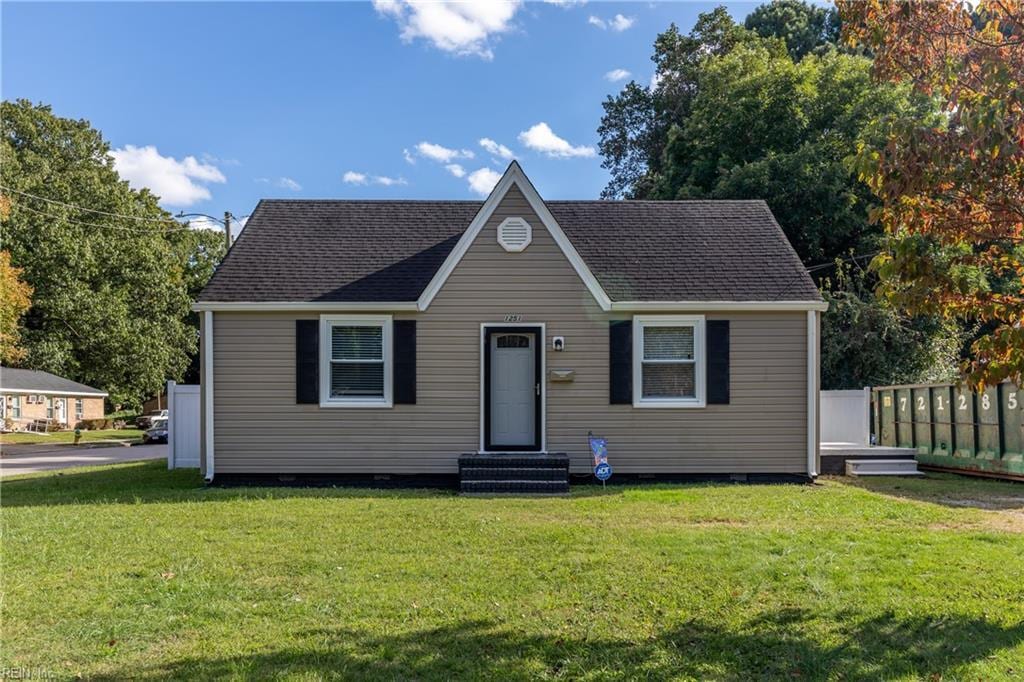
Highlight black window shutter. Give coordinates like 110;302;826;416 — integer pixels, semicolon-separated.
295;320;319;404
609;320;632;404
393;320;417;404
707;320;730;405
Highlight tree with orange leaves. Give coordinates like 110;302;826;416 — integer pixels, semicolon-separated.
837;0;1024;385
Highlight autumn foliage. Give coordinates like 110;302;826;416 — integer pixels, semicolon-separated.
0;249;33;364
838;0;1024;385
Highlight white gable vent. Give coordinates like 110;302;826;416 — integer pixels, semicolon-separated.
497;217;532;252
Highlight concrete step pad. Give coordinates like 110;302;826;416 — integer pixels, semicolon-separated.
846;459;923;477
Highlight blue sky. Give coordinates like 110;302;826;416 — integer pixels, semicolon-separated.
3;1;761;232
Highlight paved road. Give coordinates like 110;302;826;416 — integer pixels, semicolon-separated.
0;443;166;478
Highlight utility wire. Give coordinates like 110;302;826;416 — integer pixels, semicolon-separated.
0;185;184;224
10;202;204;234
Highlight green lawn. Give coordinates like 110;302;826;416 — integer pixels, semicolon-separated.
0;428;144;447
2;463;1023;681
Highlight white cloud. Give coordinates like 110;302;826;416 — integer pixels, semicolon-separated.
415;141;475;163
256;176;302;191
517;122;595;159
344;171;407;186
372;0;521;60
403;148;416;164
479;137;515;161
373;175;408;186
445;164;466;178
544;0;586;5
610;14;634;31
588;13;634;31
650;70;664;91
467;167;502;196
605;68;631;82
109;145;226;207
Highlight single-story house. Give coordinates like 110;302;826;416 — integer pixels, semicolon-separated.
0;367;107;430
194;162;826;490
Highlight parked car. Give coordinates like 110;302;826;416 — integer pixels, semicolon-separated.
137;409;168;429
143;417;168;444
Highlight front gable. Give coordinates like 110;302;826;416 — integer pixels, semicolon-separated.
416;162;611;312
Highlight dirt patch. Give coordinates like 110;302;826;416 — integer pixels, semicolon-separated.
928;510;1024;534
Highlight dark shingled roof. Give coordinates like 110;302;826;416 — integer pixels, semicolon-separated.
198;198;821;303
0;367;107;395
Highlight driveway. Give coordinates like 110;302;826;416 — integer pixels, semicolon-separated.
0;443;166;478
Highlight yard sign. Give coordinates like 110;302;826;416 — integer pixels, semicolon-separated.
588;432;612;484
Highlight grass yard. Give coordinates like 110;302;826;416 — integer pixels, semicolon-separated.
2;463;1023;681
0;429;144;447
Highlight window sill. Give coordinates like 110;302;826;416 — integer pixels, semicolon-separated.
319;399;393;409
633;399;706;409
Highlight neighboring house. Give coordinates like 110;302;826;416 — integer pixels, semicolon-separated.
0;367;107;430
194;162;826;487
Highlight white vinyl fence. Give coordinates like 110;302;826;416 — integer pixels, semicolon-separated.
167;380;201;469
820;388;871;446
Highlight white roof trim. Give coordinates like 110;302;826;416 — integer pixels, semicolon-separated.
192;301;419;312
0;388;108;397
611;300;828;312
416;161;613;312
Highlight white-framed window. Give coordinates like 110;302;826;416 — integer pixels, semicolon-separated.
319;314;393;408
76;398;84;420
633;315;706;408
46;396;54;419
11;396;21;419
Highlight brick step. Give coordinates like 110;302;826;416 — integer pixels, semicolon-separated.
460;466;568;481
458;453;570;470
460;479;569;495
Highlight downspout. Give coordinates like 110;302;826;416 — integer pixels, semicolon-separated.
807;310;819;478
203;310;215;482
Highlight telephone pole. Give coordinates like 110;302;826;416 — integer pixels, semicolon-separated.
224;211;232;249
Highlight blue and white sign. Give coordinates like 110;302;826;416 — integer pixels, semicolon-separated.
589;433;612;482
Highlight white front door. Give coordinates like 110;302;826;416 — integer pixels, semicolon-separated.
488;330;538;449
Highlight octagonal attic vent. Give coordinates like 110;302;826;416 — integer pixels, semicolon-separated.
497;217;532;252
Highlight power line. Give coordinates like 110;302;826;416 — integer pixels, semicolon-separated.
10;202;204;234
0;185;184;224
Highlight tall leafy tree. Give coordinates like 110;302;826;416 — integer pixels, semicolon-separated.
596;4;961;389
744;0;841;60
0;100;214;407
0;250;33;364
651;42;930;262
839;0;1024;386
597;8;754;199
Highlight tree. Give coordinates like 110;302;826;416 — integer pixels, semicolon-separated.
0;250;33;364
650;42;930;263
0;100;208;407
744;0;841;60
597;8;754;199
596;5;963;390
838;0;1024;386
820;263;962;388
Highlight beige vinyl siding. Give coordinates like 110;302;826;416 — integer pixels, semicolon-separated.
211;186;809;474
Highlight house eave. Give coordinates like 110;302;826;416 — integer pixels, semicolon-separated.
192;301;420;312
610;300;829;312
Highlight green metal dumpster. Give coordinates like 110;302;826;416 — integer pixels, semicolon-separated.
873;381;1024;481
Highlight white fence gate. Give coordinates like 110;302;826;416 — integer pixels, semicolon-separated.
820;388;871;446
167;380;200;469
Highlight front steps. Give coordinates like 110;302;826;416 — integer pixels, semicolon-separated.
459;453;570;494
845;458;923;477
